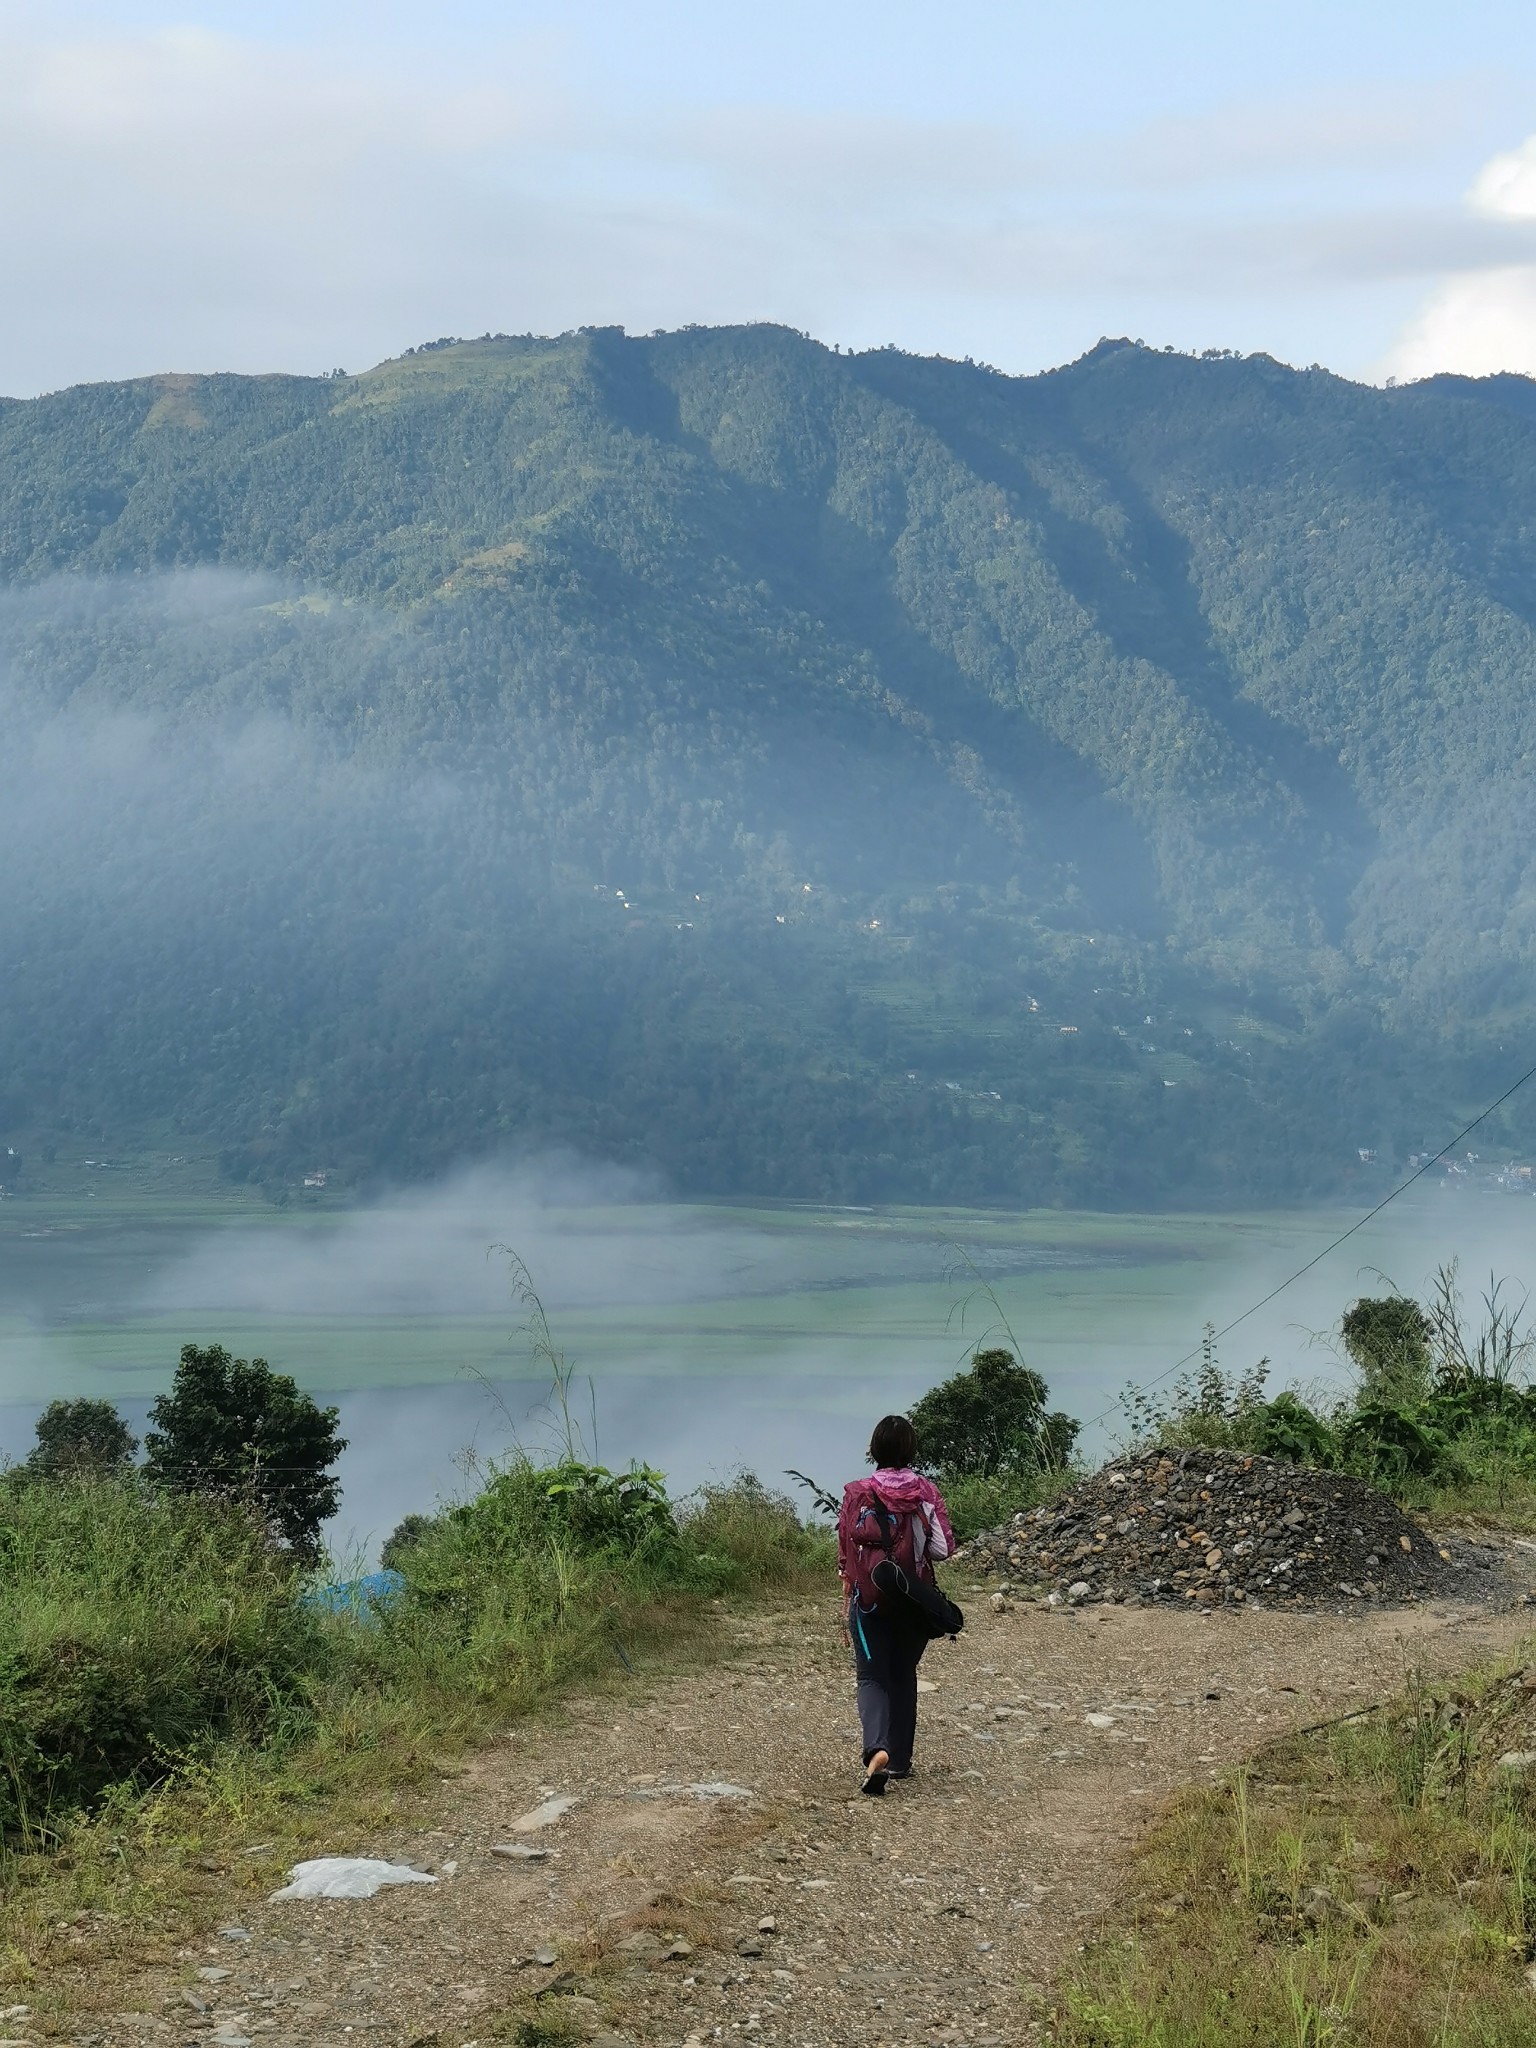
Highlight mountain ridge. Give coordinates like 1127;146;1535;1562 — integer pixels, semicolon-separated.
2;325;1535;1202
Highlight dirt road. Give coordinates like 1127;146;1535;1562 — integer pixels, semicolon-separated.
60;1584;1536;2048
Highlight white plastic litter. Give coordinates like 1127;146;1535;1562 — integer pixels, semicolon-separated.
269;1856;439;1901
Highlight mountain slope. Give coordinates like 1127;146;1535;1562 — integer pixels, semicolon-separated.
2;329;1535;1202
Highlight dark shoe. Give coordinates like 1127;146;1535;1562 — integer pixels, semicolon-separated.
861;1747;890;1796
887;1764;912;1780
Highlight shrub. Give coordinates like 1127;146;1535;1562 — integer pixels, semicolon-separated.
1119;1327;1274;1454
1249;1390;1338;1467
910;1347;1079;1476
1341;1293;1433;1401
452;1457;681;1570
676;1473;832;1588
0;1476;319;1841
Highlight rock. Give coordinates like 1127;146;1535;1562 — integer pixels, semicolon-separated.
491;1842;549;1862
1497;1752;1536;1773
531;1946;559;1967
1084;1712;1117;1731
757;1916;777;1933
735;1938;765;1958
180;1991;208;2013
510;1796;577;1831
218;1927;252;1942
663;1939;694;1960
916;1678;938;1694
1066;1580;1092;1604
197;1969;234;1983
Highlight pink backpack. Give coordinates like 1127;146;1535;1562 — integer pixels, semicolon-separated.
845;1478;922;1610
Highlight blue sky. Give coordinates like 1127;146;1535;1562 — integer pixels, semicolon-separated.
4;0;1536;393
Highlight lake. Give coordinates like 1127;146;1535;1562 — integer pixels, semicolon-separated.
1;1159;1530;1558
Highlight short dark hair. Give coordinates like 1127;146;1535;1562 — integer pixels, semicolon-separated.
868;1413;917;1468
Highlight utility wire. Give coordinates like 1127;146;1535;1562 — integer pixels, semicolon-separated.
1079;1049;1536;1435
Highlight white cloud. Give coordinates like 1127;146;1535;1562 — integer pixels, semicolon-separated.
1470;135;1536;220
1381;133;1536;380
0;18;1524;393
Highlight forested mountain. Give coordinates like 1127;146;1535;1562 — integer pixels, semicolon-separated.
2;325;1535;1205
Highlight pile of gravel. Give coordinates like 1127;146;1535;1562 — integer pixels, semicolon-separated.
955;1447;1482;1609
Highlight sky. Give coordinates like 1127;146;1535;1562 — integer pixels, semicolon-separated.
4;0;1536;395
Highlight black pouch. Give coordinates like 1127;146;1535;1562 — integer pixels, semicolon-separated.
871;1557;964;1639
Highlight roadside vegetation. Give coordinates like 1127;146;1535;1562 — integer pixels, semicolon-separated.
1054;1649;1536;2047
0;1319;832;1991
1118;1262;1536;1531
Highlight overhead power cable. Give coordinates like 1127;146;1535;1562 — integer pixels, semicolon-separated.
1077;1048;1536;1435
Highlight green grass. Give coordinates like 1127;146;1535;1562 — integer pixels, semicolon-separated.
1053;1647;1536;2047
0;1463;833;2000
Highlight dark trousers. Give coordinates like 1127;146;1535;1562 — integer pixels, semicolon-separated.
850;1598;928;1770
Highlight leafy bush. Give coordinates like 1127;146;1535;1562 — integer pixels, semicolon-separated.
911;1347;1079;1477
0;1476;319;1841
1247;1390;1338;1467
677;1473;833;1588
1119;1327;1278;1455
452;1457;681;1570
1341;1294;1433;1402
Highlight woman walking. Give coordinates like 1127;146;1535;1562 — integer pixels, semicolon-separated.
838;1413;957;1796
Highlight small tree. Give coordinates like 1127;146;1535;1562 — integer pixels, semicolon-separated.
1341;1294;1433;1401
910;1347;1079;1477
24;1397;137;1480
144;1343;345;1561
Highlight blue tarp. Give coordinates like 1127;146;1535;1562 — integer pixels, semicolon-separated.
302;1568;406;1617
